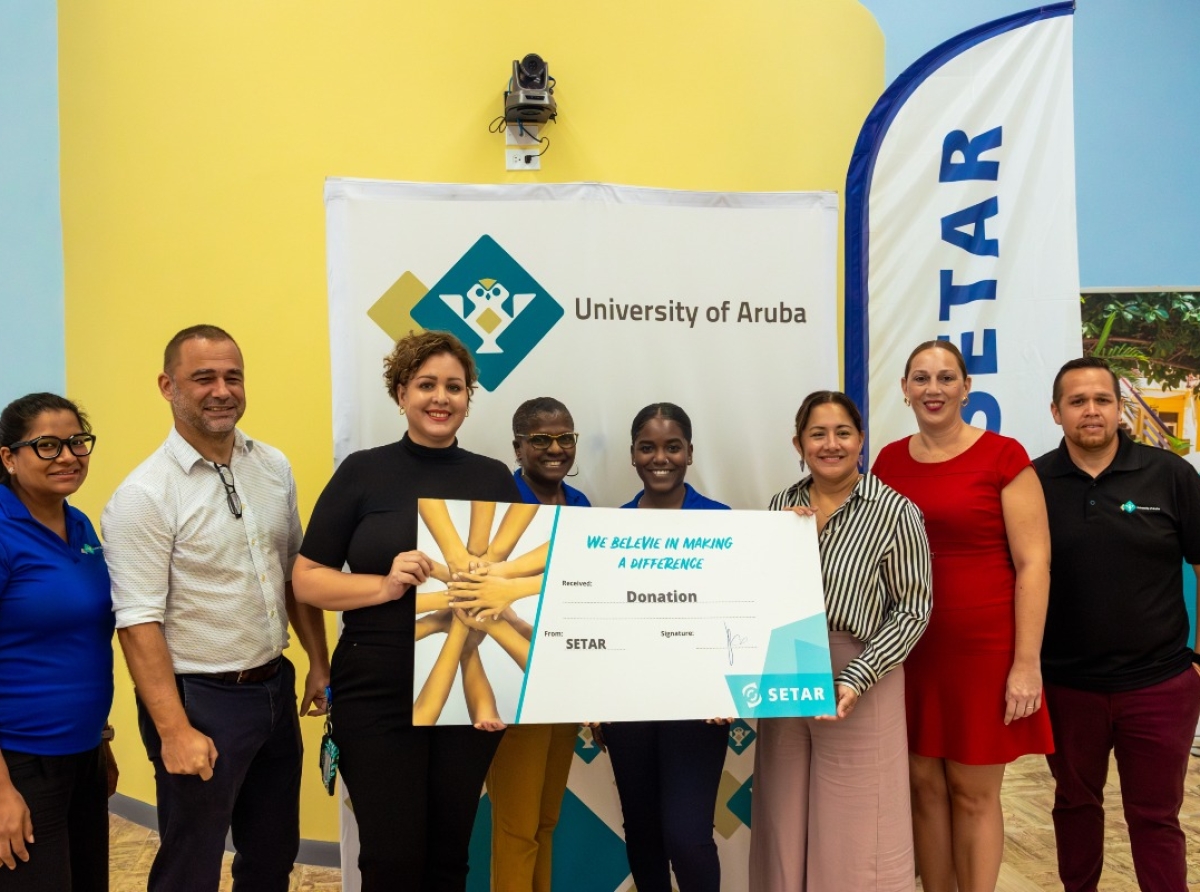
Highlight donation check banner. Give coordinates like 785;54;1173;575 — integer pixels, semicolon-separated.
412;499;834;725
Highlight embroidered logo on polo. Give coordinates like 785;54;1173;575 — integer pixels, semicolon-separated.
1120;500;1161;514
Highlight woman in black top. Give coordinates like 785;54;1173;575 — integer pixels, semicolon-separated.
293;331;519;892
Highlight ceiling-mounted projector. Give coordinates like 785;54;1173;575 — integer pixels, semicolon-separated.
504;53;557;125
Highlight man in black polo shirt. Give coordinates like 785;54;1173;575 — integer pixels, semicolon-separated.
1034;356;1200;892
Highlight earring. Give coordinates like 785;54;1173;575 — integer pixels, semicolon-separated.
903;397;910;407
465;409;470;418
399;407;407;416
962;395;970;407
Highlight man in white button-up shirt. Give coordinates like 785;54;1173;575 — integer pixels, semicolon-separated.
103;325;330;892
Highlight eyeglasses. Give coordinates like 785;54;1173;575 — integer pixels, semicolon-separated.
516;432;579;450
7;434;97;460
213;463;243;519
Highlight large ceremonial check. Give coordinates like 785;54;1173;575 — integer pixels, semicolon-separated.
412;499;835;725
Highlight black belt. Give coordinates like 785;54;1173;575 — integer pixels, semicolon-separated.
188;656;282;685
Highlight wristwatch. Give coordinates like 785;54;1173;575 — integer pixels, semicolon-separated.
101;724;115;741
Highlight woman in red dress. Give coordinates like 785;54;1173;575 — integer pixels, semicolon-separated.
871;340;1053;892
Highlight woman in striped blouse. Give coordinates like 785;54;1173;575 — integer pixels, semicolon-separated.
748;390;932;892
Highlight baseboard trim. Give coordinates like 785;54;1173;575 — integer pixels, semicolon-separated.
109;793;341;868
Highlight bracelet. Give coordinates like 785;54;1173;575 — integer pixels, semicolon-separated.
101;724;115;741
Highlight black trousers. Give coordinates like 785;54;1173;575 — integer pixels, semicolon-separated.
332;638;504;892
0;745;108;891
136;657;302;892
604;720;728;892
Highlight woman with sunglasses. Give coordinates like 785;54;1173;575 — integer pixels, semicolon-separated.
0;393;115;889
604;402;729;892
476;397;589;892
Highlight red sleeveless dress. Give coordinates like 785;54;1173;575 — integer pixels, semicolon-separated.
872;431;1054;764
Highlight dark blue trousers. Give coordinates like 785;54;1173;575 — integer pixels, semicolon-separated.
0;745;108;891
136;656;302;892
604;719;728;892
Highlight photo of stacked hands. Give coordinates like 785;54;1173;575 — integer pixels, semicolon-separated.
413;500;547;727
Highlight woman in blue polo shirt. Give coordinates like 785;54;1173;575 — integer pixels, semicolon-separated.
487;397;590;892
0;393;114;889
605;402;729;892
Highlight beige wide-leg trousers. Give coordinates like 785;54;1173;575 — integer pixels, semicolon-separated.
749;632;915;892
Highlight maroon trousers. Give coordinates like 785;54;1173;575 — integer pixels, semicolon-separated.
1044;667;1200;892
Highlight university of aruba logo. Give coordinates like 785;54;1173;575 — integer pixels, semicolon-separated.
726;718;756;755
408;236;563;391
573;725;605;765
1119;499;1161;514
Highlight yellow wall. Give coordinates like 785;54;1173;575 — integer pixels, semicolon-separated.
59;1;883;843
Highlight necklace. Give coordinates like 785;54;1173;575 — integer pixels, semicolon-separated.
809;475;859;519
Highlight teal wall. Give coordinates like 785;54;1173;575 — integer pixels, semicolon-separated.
0;1;64;408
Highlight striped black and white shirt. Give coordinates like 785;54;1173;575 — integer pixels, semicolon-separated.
769;473;931;695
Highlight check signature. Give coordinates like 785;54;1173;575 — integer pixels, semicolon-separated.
724;622;751;666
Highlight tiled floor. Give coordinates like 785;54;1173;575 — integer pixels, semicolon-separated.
107;748;1200;891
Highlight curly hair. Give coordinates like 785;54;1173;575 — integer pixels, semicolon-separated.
382;330;477;404
1;393;91;486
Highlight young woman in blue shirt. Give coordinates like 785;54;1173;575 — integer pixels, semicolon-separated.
605;402;729;892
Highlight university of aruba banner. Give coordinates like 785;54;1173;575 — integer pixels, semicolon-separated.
325;179;839;512
325;180;839;892
845;3;1081;463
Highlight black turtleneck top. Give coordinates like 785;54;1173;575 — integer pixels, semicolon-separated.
300;434;520;642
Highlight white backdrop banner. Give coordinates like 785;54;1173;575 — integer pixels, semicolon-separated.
325;179;839;511
325;180;839;891
845;2;1081;462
